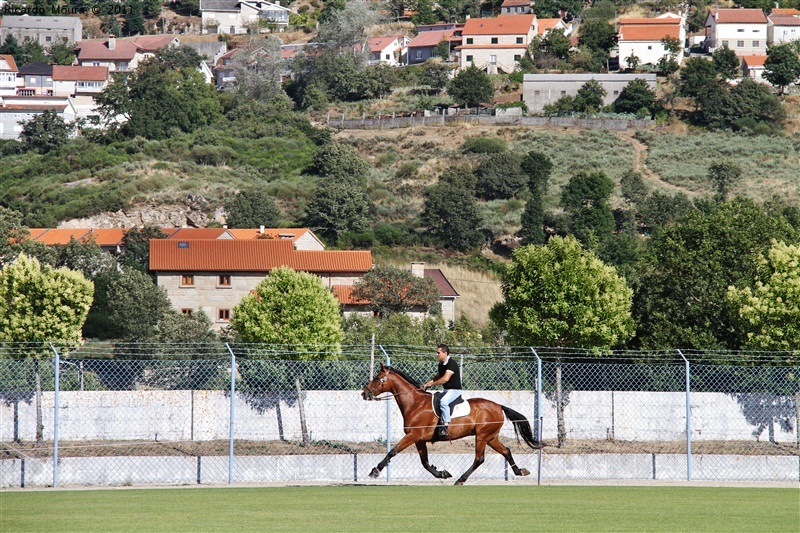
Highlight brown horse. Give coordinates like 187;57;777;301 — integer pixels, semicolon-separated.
361;364;542;485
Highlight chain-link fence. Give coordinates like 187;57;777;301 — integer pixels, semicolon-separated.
1;343;797;488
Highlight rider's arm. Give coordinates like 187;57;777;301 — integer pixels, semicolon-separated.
424;370;453;389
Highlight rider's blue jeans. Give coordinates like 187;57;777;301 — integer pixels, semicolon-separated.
440;389;462;424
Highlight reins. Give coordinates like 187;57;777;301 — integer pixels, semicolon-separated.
370;388;426;401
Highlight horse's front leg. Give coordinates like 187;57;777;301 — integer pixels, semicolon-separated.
369;433;418;478
454;437;488;485
415;441;452;479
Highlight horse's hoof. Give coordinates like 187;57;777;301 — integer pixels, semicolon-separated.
440;470;452;479
369;468;380;478
454;480;465;486
519;468;530;476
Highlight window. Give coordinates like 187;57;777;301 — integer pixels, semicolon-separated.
721;40;729;47
516;37;523;44
230;26;236;33
490;54;497;63
737;28;745;33
45;36;52;42
737;41;744;47
514;54;521;61
181;274;195;286
385;54;390;60
561;90;567;96
466;55;473;62
218;274;231;287
647;45;652;50
752;41;759;47
218;309;231;321
466;37;473;44
415;49;422;59
181;308;193;316
613;90;619;96
534;90;540;95
491;37;498;44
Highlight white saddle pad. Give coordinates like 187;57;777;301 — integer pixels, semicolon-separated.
429;393;471;418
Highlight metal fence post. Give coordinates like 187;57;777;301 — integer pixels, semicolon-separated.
531;347;542;485
379;345;391;483
678;349;691;481
49;344;60;488
225;343;236;486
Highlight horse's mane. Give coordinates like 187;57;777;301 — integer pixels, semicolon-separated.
387;366;422;389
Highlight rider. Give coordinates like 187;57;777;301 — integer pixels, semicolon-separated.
423;344;462;439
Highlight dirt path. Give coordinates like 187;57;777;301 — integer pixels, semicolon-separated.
627;134;700;197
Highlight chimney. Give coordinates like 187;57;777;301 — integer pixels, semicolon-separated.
411;262;425;278
108;35;116;50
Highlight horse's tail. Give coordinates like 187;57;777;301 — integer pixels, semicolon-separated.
501;405;542;450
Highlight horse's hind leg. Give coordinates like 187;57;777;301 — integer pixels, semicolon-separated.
453;438;488;485
488;436;530;477
415;441;452;479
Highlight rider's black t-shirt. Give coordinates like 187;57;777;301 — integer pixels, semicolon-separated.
437;357;462;389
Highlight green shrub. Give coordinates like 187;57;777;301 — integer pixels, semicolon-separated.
461;136;507;154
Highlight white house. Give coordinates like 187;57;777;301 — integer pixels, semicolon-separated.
616;14;686;69
0;55;20;97
0;96;77;139
768;13;800;45
500;0;531;15
366;36;411;66
200;0;290;34
51;65;110;123
73;36;177;73
705;8;768;55
741;54;767;83
537;17;572;37
457;14;538;74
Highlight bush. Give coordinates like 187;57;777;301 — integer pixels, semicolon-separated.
461;136;507;154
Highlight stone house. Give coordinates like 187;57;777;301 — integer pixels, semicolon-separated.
200;0;290;34
0;16;82;48
522;73;658;113
457;14;538;74
704;8;768;55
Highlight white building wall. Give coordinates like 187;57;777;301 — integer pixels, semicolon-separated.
618;40;678;69
714;24;768;54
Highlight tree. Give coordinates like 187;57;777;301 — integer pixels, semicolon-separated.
305;180;374;242
351;265;441;316
231;266;343;356
313;141;370;182
0;35;20;63
421;170;484;251
560;171;616;247
708;162;742;202
47;37;76;66
231;35;285;101
19;109;72;154
124;0;146;35
447;65;494;108
620;169;648;206
155;45;204;69
763;42;800;95
17;37;46;66
55;237;118;279
413;0;438;25
540;29;572;61
574;79;607;113
106;269;174;340
474;152;526;200
518;151;553;245
633;198;798;350
225;189;282;228
120;226;167;272
727;240;800;351
712;45;739;80
613;78;657;116
420;60;451;89
317;0;381;52
625;52;640;71
678;57;720;100
578;19;617;54
0;254;93;441
95;57;222;139
489;236;634;445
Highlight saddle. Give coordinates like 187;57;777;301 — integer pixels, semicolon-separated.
430;391;471;420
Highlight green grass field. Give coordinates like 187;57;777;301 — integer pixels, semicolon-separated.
1;485;797;532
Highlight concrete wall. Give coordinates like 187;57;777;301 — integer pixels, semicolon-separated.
2;453;796;488
522;74;659;113
2;389;796;444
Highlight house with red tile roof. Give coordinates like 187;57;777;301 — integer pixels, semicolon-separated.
74;35;180;73
457;14;538;74
149;238;373;328
500;0;531;15
407;29;460;63
616;13;686;70
768;12;800;45
0;96;77;139
200;0;290;35
0;55;20;97
705;8;768;55
366;36;411;66
27;228;126;253
537;17;572;37
741;54;768;82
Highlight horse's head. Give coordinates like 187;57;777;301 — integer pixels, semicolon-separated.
362;364;392;401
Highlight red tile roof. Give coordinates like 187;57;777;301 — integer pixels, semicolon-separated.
742;54;767;67
52;65;109;81
166;227;230;240
0;54;18;72
769;14;800;25
537;18;562;34
87;228;127;246
368;36;405;53
27;228;126;246
408;29;455;48
462;14;536;36
772;8;800;15
710;8;768;24
149;239;372;273
226;228;312;241
32;228;91;245
501;0;530;6
74;39;139;61
131;35;179;52
424;269;460;297
618;17;682;25
618;25;681;41
333;285;370;305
